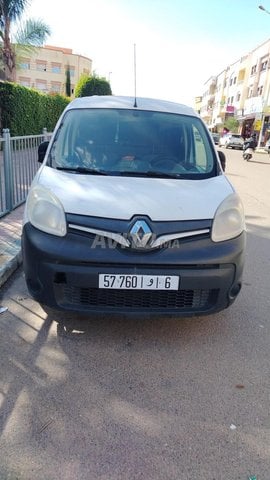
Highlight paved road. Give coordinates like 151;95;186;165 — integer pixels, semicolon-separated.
0;148;270;480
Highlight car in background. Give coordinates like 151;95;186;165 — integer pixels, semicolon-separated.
219;133;244;150
211;132;220;145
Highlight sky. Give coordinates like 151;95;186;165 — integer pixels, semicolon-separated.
21;0;270;106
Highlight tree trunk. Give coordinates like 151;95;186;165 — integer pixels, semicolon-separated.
2;19;16;82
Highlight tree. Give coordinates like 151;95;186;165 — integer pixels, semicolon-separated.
75;74;112;97
65;65;71;97
0;0;51;81
224;117;239;133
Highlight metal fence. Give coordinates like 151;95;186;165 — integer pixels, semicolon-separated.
0;128;52;218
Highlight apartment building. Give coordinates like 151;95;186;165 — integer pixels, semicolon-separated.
16;45;92;97
194;96;202;115
200;38;270;146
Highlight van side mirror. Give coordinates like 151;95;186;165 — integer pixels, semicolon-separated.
217;150;226;171
38;141;49;163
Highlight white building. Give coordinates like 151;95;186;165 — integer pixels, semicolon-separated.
199;38;270;145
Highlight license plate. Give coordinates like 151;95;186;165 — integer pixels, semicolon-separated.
99;274;179;290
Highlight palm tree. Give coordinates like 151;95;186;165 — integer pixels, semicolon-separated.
0;0;51;81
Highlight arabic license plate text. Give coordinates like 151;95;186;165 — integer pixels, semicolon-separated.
99;274;179;290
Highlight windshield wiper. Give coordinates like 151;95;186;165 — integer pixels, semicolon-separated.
56;166;185;178
56;166;108;175
117;170;185;179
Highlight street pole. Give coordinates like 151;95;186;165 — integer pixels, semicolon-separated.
258;5;270;146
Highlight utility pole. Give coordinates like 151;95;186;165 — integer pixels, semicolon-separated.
258;5;270;146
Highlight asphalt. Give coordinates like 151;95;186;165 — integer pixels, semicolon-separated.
0;203;25;289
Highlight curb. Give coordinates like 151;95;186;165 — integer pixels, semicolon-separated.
255;148;268;154
0;203;24;289
0;248;22;288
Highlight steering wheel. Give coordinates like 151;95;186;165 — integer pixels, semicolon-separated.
150;154;178;170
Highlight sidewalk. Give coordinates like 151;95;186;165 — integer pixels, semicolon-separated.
0;203;25;288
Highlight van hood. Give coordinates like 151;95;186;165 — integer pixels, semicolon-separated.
36;166;234;221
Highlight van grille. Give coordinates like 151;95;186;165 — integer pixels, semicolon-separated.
57;286;218;311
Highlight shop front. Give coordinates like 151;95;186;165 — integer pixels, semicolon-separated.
242;96;263;141
258;106;270;147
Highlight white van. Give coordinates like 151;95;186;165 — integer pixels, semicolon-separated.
22;96;246;316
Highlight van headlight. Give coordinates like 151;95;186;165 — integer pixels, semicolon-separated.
212;193;245;242
26;185;66;237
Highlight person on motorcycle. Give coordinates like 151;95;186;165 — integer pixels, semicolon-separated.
243;133;257;160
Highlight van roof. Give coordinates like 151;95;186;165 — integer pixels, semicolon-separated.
65;95;198;117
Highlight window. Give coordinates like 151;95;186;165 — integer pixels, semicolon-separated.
236;92;241;102
65;66;75;77
51;63;61;74
36;79;47;92
261;61;268;71
19;59;30;70
248;86;253;98
257;85;263;96
251;65;257;75
36;61;47;71
51;82;61;93
18;77;30;87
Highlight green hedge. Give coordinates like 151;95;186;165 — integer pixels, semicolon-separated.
0;82;70;136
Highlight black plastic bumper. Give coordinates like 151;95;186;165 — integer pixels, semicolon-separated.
22;223;246;316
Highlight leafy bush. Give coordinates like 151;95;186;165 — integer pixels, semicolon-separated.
0;82;69;135
74;74;112;97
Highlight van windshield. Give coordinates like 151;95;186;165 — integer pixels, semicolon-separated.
48;109;217;179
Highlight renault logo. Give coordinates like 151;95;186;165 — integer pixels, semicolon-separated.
129;220;153;249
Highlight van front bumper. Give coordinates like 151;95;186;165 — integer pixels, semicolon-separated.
22;223;246;316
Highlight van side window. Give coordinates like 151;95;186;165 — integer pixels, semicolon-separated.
193;126;208;171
